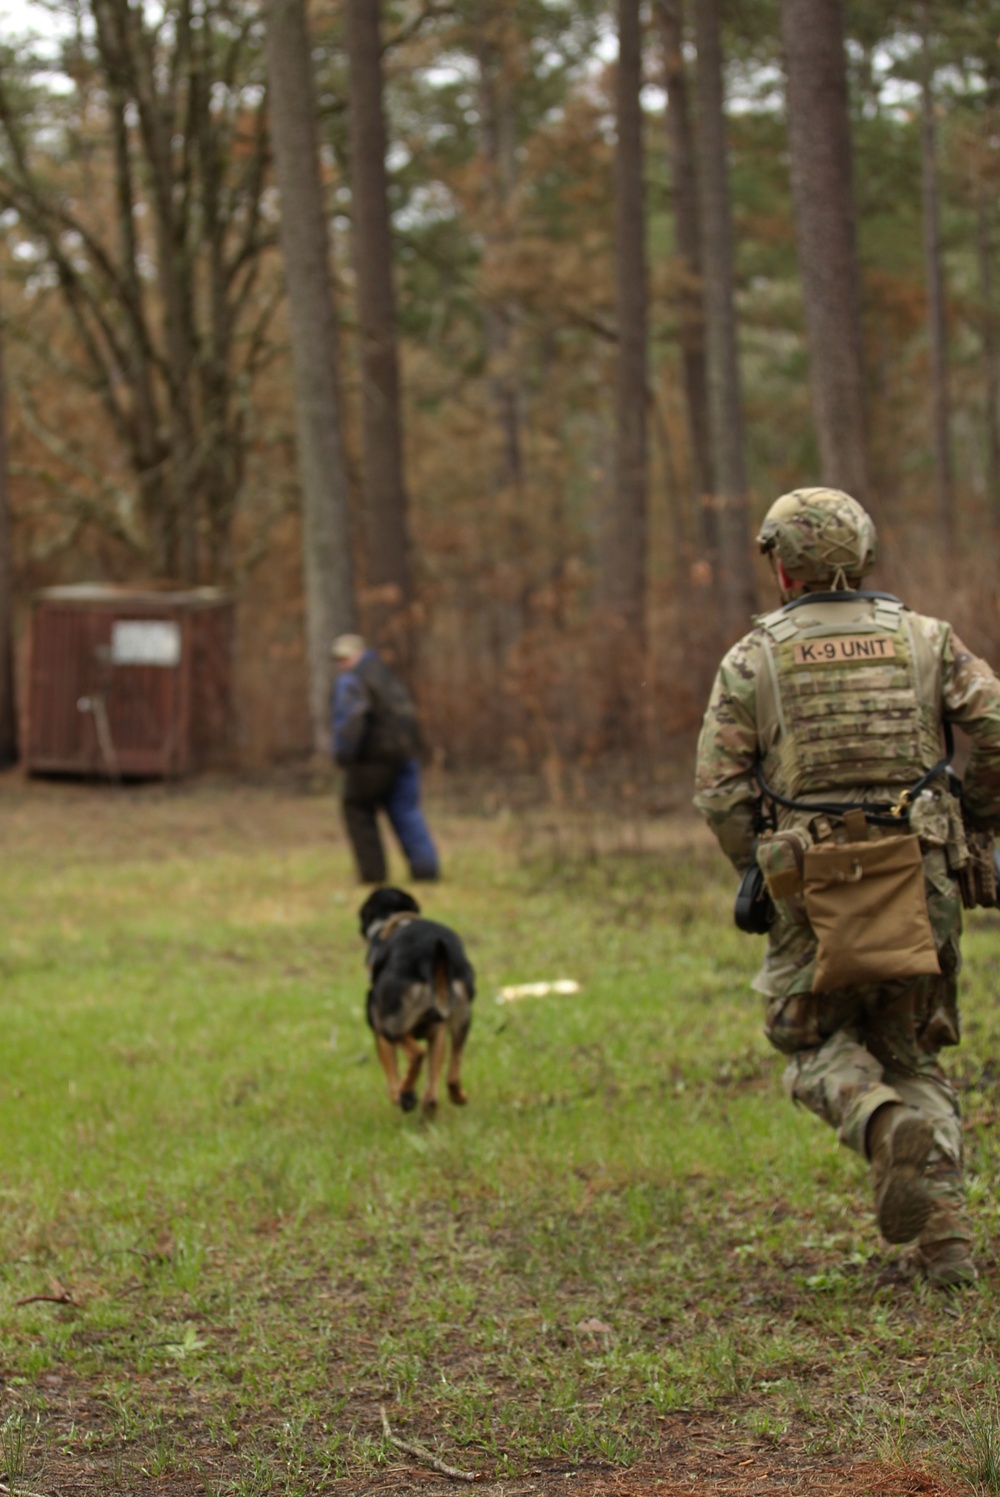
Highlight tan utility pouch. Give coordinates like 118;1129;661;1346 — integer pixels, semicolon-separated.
756;826;812;898
803;834;941;994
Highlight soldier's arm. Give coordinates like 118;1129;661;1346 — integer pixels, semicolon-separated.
941;629;1000;829
692;637;762;872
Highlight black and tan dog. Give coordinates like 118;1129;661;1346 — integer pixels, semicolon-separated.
359;887;475;1114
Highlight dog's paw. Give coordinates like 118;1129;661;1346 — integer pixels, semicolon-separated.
399;1090;418;1113
447;1081;468;1106
421;1097;439;1119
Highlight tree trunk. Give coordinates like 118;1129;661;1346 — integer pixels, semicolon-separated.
477;6;524;498
919;37;954;548
694;0;755;630
264;0;356;755
476;3;528;680
978;192;1000;516
604;0;647;639
781;0;871;508
657;0;715;533
344;0;414;669
0;311;16;767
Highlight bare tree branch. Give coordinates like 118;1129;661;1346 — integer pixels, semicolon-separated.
12;377;146;551
382;0;455;55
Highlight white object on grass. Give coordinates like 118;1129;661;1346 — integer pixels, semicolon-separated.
495;979;581;1006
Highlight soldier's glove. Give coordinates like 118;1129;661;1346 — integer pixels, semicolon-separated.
957;818;1000;910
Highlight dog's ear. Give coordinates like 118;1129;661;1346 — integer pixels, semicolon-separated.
358;886;421;936
358;889;383;936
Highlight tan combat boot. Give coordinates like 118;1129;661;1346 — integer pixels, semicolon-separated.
915;1205;978;1289
868;1104;935;1244
917;1240;978;1287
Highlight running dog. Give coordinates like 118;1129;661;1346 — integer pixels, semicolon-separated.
358;887;475;1115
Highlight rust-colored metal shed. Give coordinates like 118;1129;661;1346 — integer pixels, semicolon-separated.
26;585;234;779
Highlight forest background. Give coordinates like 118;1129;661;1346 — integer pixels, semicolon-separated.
0;0;998;779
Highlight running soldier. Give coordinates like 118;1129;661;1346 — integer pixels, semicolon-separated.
694;488;1000;1286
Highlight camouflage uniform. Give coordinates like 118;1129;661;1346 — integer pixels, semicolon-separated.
694;494;1000;1260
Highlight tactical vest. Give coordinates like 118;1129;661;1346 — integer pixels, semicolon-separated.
755;595;944;798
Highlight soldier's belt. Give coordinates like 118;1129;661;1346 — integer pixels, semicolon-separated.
753;721;955;830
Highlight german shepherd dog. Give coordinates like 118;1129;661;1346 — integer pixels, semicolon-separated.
359;887;475;1115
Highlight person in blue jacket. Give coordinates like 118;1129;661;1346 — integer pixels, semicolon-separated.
331;635;440;884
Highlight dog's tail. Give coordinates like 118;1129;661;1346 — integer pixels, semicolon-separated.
430;939;452;1020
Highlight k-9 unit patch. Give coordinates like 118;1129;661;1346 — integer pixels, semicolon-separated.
793;636;897;665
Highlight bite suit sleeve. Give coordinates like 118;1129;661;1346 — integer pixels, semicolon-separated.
332;669;372;766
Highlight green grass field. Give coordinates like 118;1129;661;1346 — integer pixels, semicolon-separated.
0;780;998;1496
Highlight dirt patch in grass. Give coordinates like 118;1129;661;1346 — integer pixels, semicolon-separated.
0;771;346;865
4;1370;967;1497
345;1461;964;1495
0;765;718;869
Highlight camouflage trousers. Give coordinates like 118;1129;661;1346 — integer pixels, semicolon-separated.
775;982;966;1220
758;858;967;1231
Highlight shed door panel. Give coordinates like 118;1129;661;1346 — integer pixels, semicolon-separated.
27;608;101;769
103;613;183;774
28;607;183;775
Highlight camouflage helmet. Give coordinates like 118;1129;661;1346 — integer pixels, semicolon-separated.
757;487;876;587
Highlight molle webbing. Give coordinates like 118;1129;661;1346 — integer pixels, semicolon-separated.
757;597;943;798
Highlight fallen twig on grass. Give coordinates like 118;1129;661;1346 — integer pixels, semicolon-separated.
379;1405;479;1483
14;1278;74;1308
1;1480;55;1497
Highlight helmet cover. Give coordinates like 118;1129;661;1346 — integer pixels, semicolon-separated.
756;487;876;586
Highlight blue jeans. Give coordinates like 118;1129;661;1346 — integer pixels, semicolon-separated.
384;760;439;879
343;760;438;882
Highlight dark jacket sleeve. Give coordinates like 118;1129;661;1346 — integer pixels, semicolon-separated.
332;669;371;766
